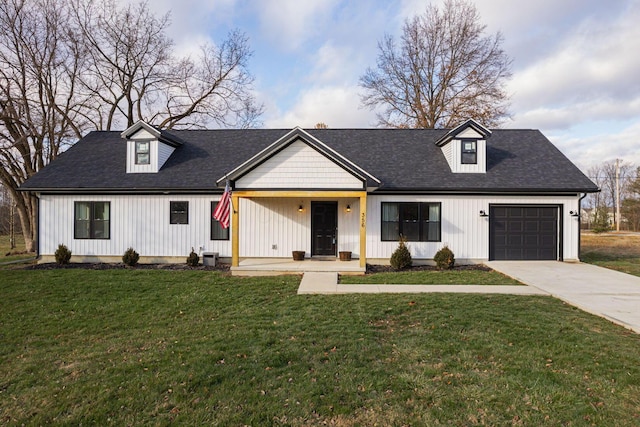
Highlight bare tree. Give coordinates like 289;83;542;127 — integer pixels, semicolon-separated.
155;30;262;129
622;166;640;231
360;0;511;128
71;0;262;130
1;0;263;252
601;160;633;227
0;0;89;251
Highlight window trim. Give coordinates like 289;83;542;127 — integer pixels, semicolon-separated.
74;201;111;240
135;140;150;165
381;202;441;242
170;201;189;225
210;201;230;241
461;139;477;165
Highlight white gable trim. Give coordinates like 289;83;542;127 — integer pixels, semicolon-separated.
121;120;161;140
235;139;364;189
435;119;491;147
217;127;381;189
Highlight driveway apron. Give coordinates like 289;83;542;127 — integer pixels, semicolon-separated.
486;261;640;334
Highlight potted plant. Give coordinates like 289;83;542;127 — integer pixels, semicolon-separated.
292;251;305;261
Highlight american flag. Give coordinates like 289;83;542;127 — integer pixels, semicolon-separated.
213;181;231;229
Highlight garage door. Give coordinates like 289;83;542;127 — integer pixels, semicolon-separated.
489;206;558;260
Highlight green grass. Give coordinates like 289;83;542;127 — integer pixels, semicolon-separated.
0;234;34;264
581;252;640;277
1;269;639;425
341;268;522;285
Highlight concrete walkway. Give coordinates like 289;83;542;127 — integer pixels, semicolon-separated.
297;272;548;295
486;261;640;334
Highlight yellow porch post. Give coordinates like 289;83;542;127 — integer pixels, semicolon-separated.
359;194;367;268
231;194;240;267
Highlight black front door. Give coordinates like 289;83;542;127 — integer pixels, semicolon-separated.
312;202;337;256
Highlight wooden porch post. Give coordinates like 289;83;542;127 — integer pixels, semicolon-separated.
231;195;240;267
359;193;367;268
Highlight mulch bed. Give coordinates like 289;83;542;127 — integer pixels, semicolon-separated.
365;263;491;273
22;262;230;272
17;261;487;274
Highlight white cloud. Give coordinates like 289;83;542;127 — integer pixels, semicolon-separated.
265;86;376;128
254;0;341;51
308;42;357;84
549;121;640;172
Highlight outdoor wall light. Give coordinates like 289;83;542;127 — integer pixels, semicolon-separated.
479;210;488;217
298;205;303;212
569;210;580;217
346;204;351;212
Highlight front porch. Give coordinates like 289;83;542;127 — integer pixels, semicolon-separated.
230;257;366;276
231;191;369;269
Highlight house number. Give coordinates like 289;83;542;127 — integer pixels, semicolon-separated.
361;212;366;228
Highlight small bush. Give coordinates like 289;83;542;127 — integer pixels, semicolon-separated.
186;248;199;267
122;247;140;267
54;244;72;265
390;236;412;271
434;246;455;270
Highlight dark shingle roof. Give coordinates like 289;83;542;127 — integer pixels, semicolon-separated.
20;128;598;193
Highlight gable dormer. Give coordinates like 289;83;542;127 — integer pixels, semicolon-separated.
121;121;183;173
435;119;491;174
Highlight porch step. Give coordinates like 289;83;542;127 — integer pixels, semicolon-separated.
298;272;339;294
230;258;365;276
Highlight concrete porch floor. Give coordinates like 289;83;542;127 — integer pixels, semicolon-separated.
230;257;366;276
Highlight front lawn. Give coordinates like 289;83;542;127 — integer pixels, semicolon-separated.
0;234;34;265
581;232;640;277
340;267;522;285
1;269;639;425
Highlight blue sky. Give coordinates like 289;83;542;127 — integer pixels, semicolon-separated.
146;0;640;172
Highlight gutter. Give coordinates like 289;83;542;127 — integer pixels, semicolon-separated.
577;192;588;261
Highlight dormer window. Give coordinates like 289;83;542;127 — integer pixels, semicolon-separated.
461;140;477;164
122;120;183;173
135;141;150;165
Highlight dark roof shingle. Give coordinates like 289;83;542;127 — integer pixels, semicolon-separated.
20;128;598;193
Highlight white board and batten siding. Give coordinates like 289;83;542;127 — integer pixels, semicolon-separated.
365;194;581;262
236;140;363;189
39;193;580;262
39;194;230;259
38;194;360;260
238;198;360;258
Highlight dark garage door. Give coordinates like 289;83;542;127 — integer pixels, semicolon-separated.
489;206;558;260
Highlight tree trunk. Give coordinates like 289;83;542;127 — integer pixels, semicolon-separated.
14;192;36;253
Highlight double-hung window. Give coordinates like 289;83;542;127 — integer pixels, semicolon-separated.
135;141;150;165
210;201;229;240
74;201;110;239
381;202;441;242
461;139;477;164
170;201;189;224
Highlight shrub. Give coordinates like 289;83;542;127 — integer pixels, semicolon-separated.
390;236;412;271
186;248;200;267
54;244;72;265
434;246;455;270
591;207;611;233
122;247;140;267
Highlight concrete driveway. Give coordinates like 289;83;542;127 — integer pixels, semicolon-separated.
486;261;640;334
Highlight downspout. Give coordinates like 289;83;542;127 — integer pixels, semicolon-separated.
577;193;588;261
34;192;40;260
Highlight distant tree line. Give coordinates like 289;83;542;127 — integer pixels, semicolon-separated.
584;161;640;232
